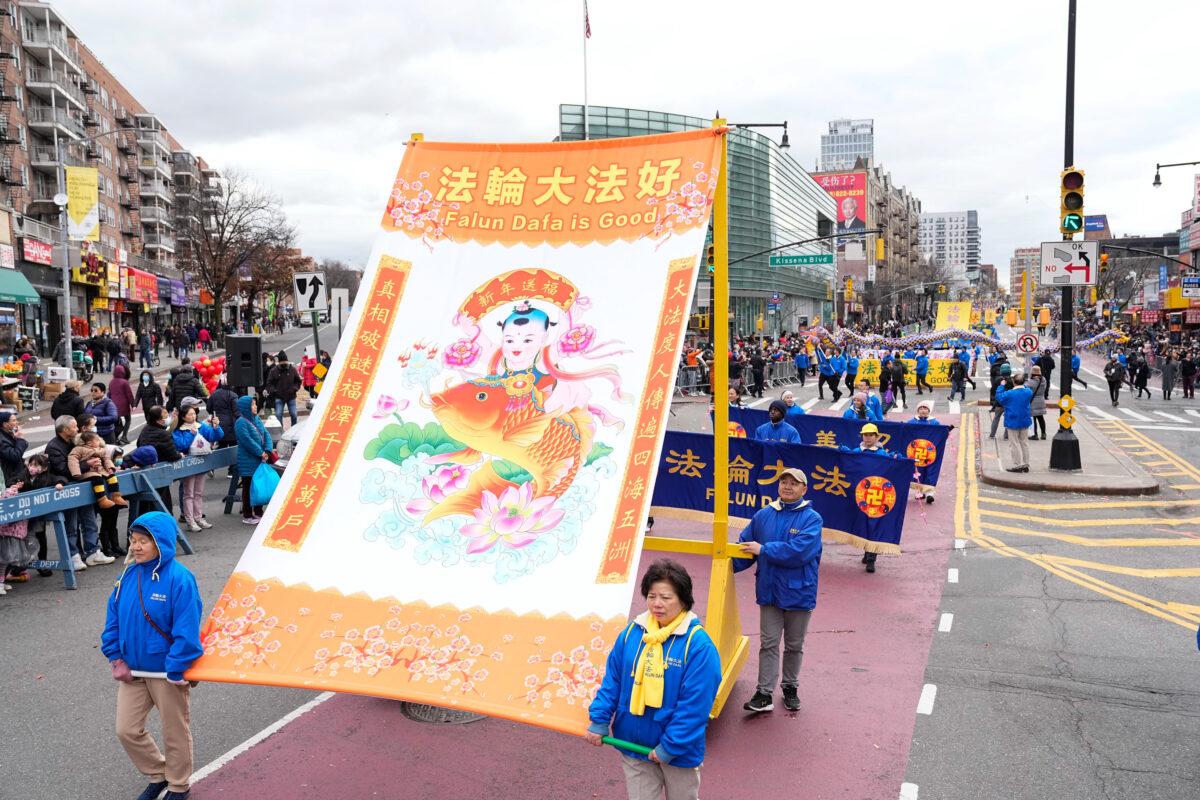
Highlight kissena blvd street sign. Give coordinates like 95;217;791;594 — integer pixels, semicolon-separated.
770;254;835;267
1040;240;1099;287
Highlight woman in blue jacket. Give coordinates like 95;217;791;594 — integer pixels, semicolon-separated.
587;559;721;800
234;395;272;523
733;468;823;713
101;511;202;800
171;398;223;532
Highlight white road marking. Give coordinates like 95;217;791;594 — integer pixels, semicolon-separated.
830;398;849;411
1155;411;1187;423
947;568;959;583
1081;405;1116;420
192;692;335;784
900;783;920;800
954;538;965;550
748;396;773;409
948;401;961;414
1128;425;1200;432
1186;409;1200;419
1120;408;1153;422
916;683;938;715
802;398;820;410
938;613;954;632
1082;367;1108;382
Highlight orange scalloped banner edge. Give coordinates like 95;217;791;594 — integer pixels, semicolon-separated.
186;573;628;735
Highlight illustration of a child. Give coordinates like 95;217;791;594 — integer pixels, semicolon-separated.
68;431;129;511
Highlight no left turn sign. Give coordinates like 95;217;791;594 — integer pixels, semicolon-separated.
1016;332;1040;354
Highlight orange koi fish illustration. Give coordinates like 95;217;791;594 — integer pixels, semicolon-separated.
423;372;594;524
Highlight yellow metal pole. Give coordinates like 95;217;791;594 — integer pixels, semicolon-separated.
710;119;730;560
703;120;747;719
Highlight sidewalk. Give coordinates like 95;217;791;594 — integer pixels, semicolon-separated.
975;409;1159;495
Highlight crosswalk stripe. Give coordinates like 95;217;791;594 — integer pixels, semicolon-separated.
830;398;849;411
1154;411;1187;423
1120;408;1153;422
1186;409;1200;419
1081;406;1117;420
948;401;961;414
801;398;819;410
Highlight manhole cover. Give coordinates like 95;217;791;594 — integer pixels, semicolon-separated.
399;702;486;724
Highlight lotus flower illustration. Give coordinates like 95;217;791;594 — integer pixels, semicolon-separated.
460;483;565;554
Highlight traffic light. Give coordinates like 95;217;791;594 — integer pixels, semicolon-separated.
938;284;946;295
1059;167;1085;235
705;244;715;273
1099;252;1109;273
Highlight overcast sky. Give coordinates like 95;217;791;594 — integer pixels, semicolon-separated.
57;0;1200;283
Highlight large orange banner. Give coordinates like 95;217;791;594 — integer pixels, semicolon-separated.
188;129;725;734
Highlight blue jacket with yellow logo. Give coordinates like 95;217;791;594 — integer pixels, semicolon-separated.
733;499;823;611
587;611;721;768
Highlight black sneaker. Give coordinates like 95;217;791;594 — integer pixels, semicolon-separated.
925;495;935;504
782;686;801;711
136;781;169;800
743;690;774;713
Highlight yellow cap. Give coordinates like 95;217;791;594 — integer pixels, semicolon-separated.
861;423;880;435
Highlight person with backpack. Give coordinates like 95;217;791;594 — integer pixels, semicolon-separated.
267;351;301;428
101;511;203;800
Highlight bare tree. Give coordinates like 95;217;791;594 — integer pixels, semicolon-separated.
317;258;364;305
241;245;309;321
175;169;294;328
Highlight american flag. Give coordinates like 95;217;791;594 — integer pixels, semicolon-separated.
584;0;592;38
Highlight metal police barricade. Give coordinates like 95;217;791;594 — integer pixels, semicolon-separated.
0;447;236;590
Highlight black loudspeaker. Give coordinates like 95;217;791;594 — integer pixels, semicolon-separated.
225;335;263;388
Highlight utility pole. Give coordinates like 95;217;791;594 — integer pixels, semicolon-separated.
1050;0;1082;471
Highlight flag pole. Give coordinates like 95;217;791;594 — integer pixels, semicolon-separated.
582;0;589;140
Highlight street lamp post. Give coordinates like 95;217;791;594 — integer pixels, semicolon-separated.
1151;160;1200;188
53;128;125;370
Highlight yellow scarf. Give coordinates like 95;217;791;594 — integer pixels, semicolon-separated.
629;611;688;716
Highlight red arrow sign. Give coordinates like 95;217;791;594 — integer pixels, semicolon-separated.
1064;263;1090;281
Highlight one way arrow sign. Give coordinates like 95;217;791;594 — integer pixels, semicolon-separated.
293;271;328;313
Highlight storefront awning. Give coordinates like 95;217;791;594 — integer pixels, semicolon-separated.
0;268;41;304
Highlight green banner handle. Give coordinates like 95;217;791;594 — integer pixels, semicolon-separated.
602;736;654;756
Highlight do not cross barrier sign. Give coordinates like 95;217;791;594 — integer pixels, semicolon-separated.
1016;332;1040;354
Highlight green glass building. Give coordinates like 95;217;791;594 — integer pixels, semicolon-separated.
559;104;837;337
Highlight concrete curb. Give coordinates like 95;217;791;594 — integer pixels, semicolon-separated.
973;411;1160;496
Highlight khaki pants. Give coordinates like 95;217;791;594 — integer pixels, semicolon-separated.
1008;427;1030;469
621;754;701;800
116;678;194;793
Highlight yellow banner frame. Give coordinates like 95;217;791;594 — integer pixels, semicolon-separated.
642;119;748;719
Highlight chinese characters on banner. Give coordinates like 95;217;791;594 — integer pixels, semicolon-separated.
814;171;866;248
934;301;973;331
651;431;915;553
188;129;726;736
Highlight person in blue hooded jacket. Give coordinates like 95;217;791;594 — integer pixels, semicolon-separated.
234;395;272;523
587;559;721;800
792;348;808;387
815;347;843;402
733;467;822;713
995;374;1033;472
843;348;859;395
171;397;224;532
101;511;202;800
1070;350;1087;388
755;400;801;443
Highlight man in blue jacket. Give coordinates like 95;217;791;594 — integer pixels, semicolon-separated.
914;348;931;395
734;468;823;713
995;374;1033;473
102;511;203;800
1070;349;1088;389
755;400;801;443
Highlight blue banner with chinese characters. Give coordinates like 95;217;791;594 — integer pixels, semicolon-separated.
650;431;915;553
725;406;952;486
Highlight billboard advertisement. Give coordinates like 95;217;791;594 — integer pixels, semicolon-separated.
815;172;867;248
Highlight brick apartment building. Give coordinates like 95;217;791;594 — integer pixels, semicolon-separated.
0;0;221;356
